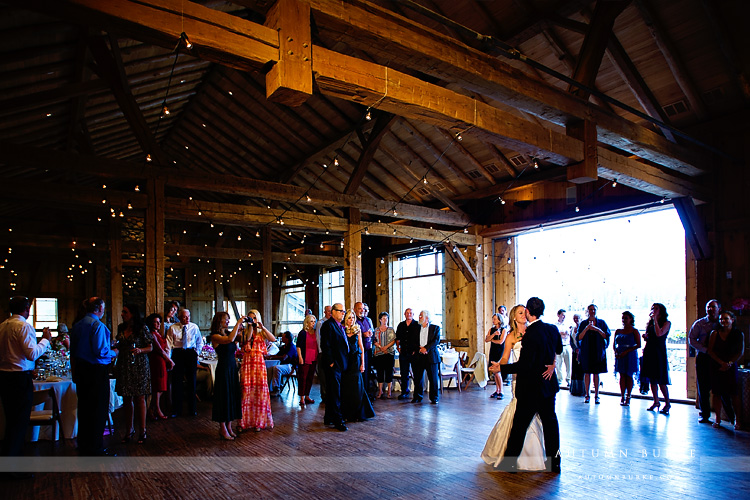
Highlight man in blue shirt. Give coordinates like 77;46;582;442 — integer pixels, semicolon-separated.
70;297;116;456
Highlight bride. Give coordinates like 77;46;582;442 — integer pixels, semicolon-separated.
481;304;547;470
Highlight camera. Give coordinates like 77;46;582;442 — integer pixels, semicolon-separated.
245;316;255;324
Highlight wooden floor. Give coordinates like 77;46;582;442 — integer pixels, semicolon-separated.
4;384;749;499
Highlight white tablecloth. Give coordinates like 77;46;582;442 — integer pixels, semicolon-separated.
0;378;77;441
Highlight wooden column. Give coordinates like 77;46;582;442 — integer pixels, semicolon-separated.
214;259;225;314
375;254;390;322
491;237;517;357
108;219;122;339
445;244;483;356
567;119;598;184
145;176;165;316
264;0;313;106
261;227;273;326
344;209;362;310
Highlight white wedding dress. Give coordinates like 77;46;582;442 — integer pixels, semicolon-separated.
480;340;547;470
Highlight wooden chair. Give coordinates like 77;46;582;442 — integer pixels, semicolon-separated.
460;352;487;390
439;356;461;393
280;365;297;394
29;388;63;441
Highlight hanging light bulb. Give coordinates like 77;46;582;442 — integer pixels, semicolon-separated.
102;184;107;189
660;197;666;204
393;228;397;235
134;185;140;192
455;132;462;141
279;219;284;225
612;179;618;188
357;251;362;259
423;177;428;184
409;238;413;243
365;108;372;121
256;230;260;237
499;197;506;205
533;159;539;169
334;158;339;167
340;239;344;248
380;257;385;264
161;104;170;116
393;209;398;216
478;244;482;250
320;242;324;249
507;257;512;264
146;153;152;162
464;228;469;234
182;32;193;50
575;206;580;212
289;230;292;236
128;202;133;210
365;227;369;235
119;211;124;217
507;238;512;244
484;254;488;260
237;234;241;241
306;195;311;202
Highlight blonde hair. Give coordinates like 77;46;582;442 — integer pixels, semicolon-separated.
343;309;360;335
248;309;263;332
303;314;316;331
508;304;526;338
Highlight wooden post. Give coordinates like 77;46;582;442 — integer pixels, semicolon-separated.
344;209;362;310
264;0;313;106
214;260;225;314
261;227;273;326
109;219;123;339
567;119;598;184
145;176;165;317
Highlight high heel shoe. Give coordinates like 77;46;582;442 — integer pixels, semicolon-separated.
299;399;306;407
121;430;135;443
584;396;590;404
659;404;671;415
137;431;147;444
621;395;630;407
647;402;660;411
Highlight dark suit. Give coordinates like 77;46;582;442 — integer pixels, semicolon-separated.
395;319;420;394
320;316;349;425
503;319;563;470
411;324;440;402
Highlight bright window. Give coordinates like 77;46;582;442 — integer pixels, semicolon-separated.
322;269;345;311
279;278;306;333
223;300;246;326
30;298;58;333
392;251;444;334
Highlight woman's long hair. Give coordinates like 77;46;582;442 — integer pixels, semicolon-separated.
210;311;230;336
508;304;526;339
343;309;359;335
647;303;668;328
303;314;316;332
119;303;144;334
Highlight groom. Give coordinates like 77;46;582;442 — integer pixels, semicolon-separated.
320;303;349;431
493;296;562;473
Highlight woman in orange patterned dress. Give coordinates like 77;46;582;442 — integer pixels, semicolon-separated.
240;309;276;432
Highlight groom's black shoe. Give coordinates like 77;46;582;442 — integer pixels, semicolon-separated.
411;396;423;403
550;457;561;474
398;391;411;400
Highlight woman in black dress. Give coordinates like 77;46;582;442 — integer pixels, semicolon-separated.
641;303;672;414
577;304;611;404
485;313;507;400
209;312;243;440
707;310;745;430
568;314;586;396
115;303;153;444
341;309;375;422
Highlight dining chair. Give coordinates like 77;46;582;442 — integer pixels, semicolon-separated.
280;365;297;394
439;356;461;393
460;352;487;390
29;388;63;442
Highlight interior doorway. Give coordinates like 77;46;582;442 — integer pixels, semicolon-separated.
514;208;689;398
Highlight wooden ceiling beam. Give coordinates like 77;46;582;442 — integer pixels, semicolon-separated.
444;241;477;283
435;127;496;184
305;0;708;174
634;0;708;119
344;111;396;195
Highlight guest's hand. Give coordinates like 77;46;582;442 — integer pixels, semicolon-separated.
488;361;502;374
542;364;555;380
42;327;52;342
419;347;427;355
360;364;365;373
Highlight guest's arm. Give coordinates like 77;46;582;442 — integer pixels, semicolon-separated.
653;320;671;337
358;331;365;372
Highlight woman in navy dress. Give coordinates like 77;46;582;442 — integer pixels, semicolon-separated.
614;311;640;406
577;304;611;404
707;310;745;430
209;312;243;440
341;310;375;422
641;303;672;414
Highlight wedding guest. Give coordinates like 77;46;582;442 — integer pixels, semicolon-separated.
395;308;420;400
51;323;70;352
614;311;640;406
485;313;507;399
240;309;275;432
555;310;572;387
411;310;441;405
0;296;51;458
569;314;585;396
355;302;374;394
642;303;672;415
577;304;610;404
70;297;116;456
164;301;180;331
115;304;153;444
209;312;243;440
707;310;744;430
315;305;332;402
321;303;348;431
341;309;375;421
689;299;721;423
296;314;318;407
373;312;397;399
268;331;298;396
146;313;174;420
166;308;203;418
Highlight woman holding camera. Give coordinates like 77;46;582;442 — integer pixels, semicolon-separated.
239;309;276;432
210;312;243;440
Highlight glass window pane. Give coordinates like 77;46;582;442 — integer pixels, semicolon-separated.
399;256;417;278
32;298;58;331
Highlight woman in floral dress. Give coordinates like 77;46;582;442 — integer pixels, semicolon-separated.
240;309;276;431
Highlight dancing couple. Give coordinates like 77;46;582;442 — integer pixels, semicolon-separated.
481;297;562;473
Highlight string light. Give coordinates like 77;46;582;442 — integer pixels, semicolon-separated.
334;158;339;167
134;185;140;192
507;258;512;264
575;206;580;212
320;243;324;249
478;244;482;250
499;197;506;205
393;209;398;216
612;179;618;188
423;177;428;184
409;238;413;243
455;132;463;141
128;202;133;210
507;238;512;244
380;257;385;264
365;108;372;120
365;227;369;235
119;211;124;217
181;32;193;50
463;228;468;233
306;195;311;202
102;184;107;189
237;235;241;241
256;231;260;237
161;104;170;116
533;159;539;169
146;153;152;162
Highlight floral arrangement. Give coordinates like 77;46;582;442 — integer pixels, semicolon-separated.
731;298;749;315
200;344;216;359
